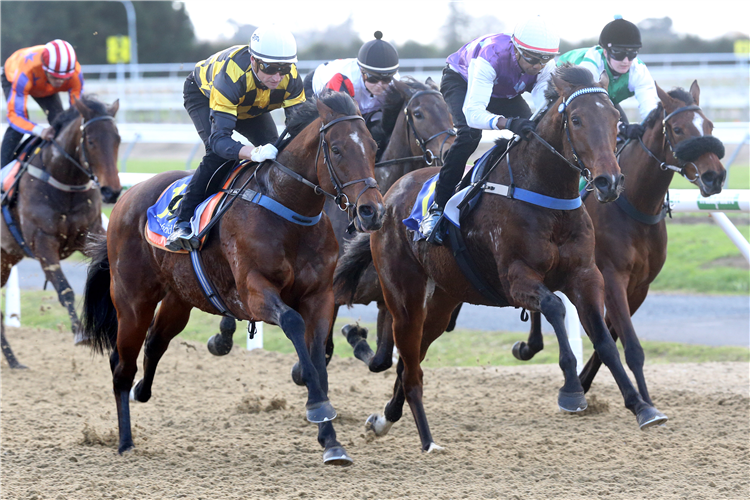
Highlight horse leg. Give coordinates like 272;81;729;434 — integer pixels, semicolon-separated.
445;302;463;332
0;250;26;368
35;249;82;341
370;301;395;372
130;293;192;404
512;311;545;361
207;316;236;356
569;273;667;429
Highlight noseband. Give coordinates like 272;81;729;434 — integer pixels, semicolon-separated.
375;90;456;168
634;104;724;184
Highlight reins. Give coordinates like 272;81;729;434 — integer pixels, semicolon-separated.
375;90;456;168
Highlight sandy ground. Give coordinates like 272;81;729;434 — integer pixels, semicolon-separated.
1;326;748;500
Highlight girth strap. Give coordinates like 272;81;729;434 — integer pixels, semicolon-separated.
189;249;237;319
446;223;508;306
2;205;34;257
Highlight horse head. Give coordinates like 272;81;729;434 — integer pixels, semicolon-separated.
547;65;623;202
655;81;726;196
315;94;384;232
72;96;122;203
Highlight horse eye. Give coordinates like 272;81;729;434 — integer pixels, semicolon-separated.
331;146;340;155
414;111;423;119
571;116;581;126
673;127;682;135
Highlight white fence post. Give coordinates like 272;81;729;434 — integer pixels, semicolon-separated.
4;266;21;327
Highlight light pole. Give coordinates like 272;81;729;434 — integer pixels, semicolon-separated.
120;0;138;79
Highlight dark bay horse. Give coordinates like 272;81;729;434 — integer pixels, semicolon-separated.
336;65;667;452
81;93;383;465
209;78;456;376
1;95;121;368
513;81;726;405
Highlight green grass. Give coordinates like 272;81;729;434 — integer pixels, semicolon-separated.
4;290;748;367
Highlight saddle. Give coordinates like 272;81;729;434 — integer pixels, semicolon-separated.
1;136;43;202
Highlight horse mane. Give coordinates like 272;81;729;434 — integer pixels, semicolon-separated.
380;77;436;138
543;63;598;103
277;91;360;152
51;94;108;135
643;87;695;130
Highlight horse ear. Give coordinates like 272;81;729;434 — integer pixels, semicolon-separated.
425;76;437;90
108;99;120;117
315;97;336;124
72;96;94;121
392;79;412;100
551;73;572;98
598;71;609;90
655;82;671;107
689;80;700;106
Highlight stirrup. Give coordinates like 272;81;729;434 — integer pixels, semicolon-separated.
420;204;444;246
166;221;198;251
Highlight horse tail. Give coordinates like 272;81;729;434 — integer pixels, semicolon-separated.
334;233;373;306
81;233;118;354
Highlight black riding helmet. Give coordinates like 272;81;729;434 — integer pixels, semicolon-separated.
599;18;642;48
357;31;399;76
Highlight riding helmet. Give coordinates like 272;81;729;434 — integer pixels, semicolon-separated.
357;31;399;76
599;17;642;48
512;15;560;56
42;39;77;78
250;25;298;63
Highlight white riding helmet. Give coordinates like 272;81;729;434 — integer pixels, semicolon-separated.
249;25;298;63
512;15;560;56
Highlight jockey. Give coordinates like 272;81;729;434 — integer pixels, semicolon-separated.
303;31;399;161
556;17;658;139
166;25;306;251
1;39;84;168
421;15;559;245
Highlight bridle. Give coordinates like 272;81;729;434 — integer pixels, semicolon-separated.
269;114;379;220
44;114;118;190
527;86;611;190
375;90;456;168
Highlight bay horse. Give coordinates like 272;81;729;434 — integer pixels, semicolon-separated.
208;78;456;377
513;81;726;405
80;92;384;465
1;95;121;369
336;65;667;452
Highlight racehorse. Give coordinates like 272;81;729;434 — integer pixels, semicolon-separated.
207;78;456;377
336;65;667;452
80;92;383;465
512;81;726;405
1;95;121;369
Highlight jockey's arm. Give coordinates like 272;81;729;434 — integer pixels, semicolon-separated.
630;63;659;120
463;58;507;130
6;76;45;137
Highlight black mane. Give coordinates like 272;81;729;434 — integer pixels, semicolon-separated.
643;87;694;130
381;77;436;137
543;63;598;102
278;91;360;151
51;94;108;135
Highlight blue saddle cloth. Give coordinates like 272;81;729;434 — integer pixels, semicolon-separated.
146;175;214;238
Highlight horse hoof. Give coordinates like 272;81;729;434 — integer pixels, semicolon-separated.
426;442;445;453
323;446;353;466
290;362;305;386
511;341;525;360
117;442;135;455
637;407;668;429
7;361;28;369
306;401;337;423
558;390;587;413
365;413;393;436
207;333;233;356
342;324;367;343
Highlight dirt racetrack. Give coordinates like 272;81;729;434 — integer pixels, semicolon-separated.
1;326;748;499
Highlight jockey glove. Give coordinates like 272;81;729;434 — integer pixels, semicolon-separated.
250;144;278;163
618;123;645;140
505;117;536;140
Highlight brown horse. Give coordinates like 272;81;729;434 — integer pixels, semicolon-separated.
336;65;667;452
80;92;383;465
513;81;726;405
1;95;121;368
208;78;456;377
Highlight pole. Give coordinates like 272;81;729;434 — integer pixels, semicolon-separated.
120;1;138;79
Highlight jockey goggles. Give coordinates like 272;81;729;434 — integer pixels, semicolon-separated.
517;48;554;66
256;60;293;76
362;72;393;84
608;47;639;61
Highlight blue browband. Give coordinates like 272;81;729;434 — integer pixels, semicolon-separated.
558;87;610;113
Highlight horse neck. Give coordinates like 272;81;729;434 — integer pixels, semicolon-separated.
40;117;88;184
264;124;327;217
376;111;421;193
508;116;581;199
619;124;675;214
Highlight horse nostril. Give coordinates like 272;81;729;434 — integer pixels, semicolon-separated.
593;176;612;193
358;205;374;219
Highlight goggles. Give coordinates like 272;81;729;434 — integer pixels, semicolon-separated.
607;47;639;61
362;72;393;84
256;60;293;76
516;48;554;66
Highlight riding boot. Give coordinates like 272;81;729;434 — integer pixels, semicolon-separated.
165;190;203;251
420;201;445;245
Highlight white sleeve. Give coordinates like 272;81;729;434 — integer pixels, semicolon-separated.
530;61;556;111
629;61;659;120
462;58;501;130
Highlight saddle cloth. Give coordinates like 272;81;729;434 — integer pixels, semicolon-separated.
145;165;244;253
1;138;43;195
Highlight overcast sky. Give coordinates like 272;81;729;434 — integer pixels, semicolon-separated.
183;0;750;46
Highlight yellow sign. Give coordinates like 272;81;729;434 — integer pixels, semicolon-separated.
106;36;131;63
734;39;750;55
